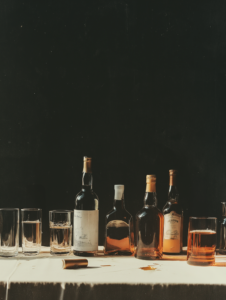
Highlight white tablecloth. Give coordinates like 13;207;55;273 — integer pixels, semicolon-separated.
0;247;225;300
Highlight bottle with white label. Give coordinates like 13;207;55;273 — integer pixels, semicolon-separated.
73;157;99;256
163;170;183;254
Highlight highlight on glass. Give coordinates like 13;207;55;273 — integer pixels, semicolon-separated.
21;208;42;256
49;210;73;255
187;217;217;266
0;208;19;257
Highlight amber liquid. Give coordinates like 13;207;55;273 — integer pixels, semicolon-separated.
105;221;134;255
187;230;216;266
135;207;164;260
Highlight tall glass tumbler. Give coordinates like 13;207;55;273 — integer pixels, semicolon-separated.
49;210;72;255
187;217;217;266
21;208;42;256
0;208;19;257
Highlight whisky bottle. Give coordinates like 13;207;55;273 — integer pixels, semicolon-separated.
104;185;134;255
219;202;226;254
135;175;164;260
163;170;183;254
73;157;99;256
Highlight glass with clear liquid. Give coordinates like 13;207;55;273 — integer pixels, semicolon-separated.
21;208;42;256
49;210;72;255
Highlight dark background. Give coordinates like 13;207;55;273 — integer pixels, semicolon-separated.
0;0;226;246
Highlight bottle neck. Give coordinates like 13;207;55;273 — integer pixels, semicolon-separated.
113;188;125;209
144;182;157;206
222;203;226;217
168;185;179;202
82;172;93;189
144;192;157;206
169;172;179;201
113;199;125;209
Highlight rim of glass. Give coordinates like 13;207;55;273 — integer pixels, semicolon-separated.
21;208;42;211
49;210;73;213
189;217;217;220
0;208;19;211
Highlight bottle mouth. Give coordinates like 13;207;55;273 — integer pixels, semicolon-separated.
114;185;124;189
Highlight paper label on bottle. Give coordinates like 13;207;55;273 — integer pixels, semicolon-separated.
73;210;99;251
164;211;181;240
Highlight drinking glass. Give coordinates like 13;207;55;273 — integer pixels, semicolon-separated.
0;208;19;257
49;210;73;255
187;217;217;266
21;208;42;256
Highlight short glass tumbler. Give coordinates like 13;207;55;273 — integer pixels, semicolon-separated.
0;208;19;257
49;210;72;255
187;217;217;266
21;208;42;256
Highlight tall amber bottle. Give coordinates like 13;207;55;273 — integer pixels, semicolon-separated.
163;170;183;254
135;175;164;260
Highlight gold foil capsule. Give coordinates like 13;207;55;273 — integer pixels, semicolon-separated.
62;259;88;269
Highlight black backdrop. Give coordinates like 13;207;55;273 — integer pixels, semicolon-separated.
1;0;226;246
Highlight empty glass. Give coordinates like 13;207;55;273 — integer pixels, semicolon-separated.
49;210;72;255
21;208;42;256
0;208;19;257
187;217;217;266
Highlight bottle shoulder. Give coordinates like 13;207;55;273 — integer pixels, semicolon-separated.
106;207;133;223
75;188;98;199
136;206;163;219
75;188;99;210
163;201;183;215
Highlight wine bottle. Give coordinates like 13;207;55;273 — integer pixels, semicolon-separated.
135;175;164;260
104;185;134;255
73;157;99;256
162;170;183;254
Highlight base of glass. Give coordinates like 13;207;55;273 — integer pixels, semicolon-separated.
187;258;215;266
0;251;18;257
50;251;70;256
23;251;40;256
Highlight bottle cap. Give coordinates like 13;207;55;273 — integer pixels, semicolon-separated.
114;185;124;190
146;175;156;183
83;157;92;173
169;170;177;175
62;259;88;269
146;175;156;192
114;185;124;200
169;170;177;185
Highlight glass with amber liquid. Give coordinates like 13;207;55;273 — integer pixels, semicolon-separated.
187;217;217;266
104;185;134;255
135;175;164;260
163;170;183;254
